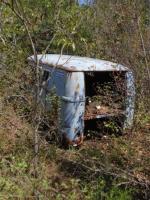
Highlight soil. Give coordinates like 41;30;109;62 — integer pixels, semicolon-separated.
84;102;123;120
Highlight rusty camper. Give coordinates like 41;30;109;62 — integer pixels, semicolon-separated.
28;54;135;146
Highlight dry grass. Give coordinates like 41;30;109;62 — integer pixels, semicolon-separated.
0;102;150;199
0;1;150;199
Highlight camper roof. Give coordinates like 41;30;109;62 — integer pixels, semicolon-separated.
28;54;129;72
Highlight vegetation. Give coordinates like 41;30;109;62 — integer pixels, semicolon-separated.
0;0;150;199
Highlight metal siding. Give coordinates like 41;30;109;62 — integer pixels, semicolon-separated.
124;71;135;129
40;69;66;111
46;69;66;96
28;54;129;72
60;72;85;144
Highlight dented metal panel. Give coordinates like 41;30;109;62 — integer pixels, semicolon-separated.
60;72;85;145
41;70;86;145
28;54;129;72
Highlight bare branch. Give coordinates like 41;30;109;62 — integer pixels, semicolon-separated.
137;17;150;85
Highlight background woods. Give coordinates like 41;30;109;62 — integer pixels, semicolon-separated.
0;0;150;199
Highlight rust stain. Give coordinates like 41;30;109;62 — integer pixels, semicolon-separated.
75;83;80;92
62;133;84;147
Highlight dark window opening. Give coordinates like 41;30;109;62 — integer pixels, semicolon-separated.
84;71;126;134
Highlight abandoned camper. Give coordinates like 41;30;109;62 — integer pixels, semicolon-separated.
28;54;135;146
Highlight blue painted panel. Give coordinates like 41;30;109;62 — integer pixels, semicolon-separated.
60;72;85;145
47;69;66;96
41;69;86;145
40;68;66;110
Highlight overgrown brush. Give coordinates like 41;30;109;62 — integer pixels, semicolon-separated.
0;0;150;199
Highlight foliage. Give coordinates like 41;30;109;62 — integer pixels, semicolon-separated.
0;0;150;199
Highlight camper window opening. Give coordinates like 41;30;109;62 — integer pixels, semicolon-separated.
84;71;126;119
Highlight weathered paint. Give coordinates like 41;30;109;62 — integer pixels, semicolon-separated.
39;68;66;110
60;72;85;146
28;54;129;72
28;54;135;146
124;71;135;129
